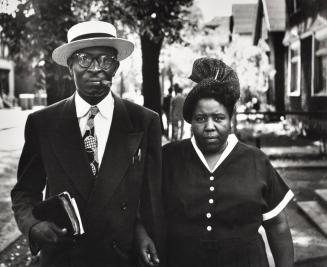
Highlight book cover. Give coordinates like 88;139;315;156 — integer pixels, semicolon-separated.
32;191;84;236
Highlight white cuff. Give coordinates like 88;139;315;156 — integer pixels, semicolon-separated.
262;190;294;221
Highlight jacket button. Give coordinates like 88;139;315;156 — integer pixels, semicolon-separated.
121;202;127;211
112;240;118;248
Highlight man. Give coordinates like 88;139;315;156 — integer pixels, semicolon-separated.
11;21;163;267
170;83;185;141
162;86;173;138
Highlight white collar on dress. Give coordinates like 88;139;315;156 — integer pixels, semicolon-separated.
191;134;238;173
75;90;114;119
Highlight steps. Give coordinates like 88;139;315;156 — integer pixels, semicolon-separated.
315;189;327;209
297;189;327;237
262;146;323;160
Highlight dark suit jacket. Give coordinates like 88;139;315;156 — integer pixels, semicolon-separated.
11;93;164;267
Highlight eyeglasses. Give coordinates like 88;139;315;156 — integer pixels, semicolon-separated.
73;52;118;71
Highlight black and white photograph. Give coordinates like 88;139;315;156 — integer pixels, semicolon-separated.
0;0;326;266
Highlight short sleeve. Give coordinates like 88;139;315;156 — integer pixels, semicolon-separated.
262;158;294;221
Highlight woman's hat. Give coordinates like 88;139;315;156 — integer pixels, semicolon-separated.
189;57;236;83
52;21;135;67
183;57;240;123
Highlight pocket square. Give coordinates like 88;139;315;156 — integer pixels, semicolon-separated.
132;148;142;164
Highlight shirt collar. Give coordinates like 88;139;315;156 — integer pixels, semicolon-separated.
191;134;238;173
75;91;114;118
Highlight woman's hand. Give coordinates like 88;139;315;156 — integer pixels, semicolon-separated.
135;222;160;266
263;210;294;267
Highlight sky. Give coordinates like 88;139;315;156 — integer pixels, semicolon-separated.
196;0;257;22
0;0;19;14
2;0;257;18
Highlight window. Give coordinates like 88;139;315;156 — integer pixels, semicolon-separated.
293;0;300;12
288;41;301;96
313;36;327;96
289;0;301;14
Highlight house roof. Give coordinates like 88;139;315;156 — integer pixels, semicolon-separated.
203;16;231;45
232;4;257;34
204;16;230;30
262;0;286;31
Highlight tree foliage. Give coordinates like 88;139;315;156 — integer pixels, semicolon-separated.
1;0;196;115
74;0;196;115
0;0;77;103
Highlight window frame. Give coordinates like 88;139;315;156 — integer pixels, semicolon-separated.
288;40;301;97
312;28;327;97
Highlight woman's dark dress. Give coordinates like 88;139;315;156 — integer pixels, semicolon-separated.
163;135;293;267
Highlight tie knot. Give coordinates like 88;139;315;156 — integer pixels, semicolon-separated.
89;106;99;116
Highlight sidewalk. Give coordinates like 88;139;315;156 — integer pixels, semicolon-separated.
0;107;37;259
265;146;327;169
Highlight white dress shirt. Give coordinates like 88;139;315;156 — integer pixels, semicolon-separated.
75;91;114;167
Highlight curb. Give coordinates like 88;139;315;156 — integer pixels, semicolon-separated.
271;159;327;169
0;217;21;254
273;163;327;169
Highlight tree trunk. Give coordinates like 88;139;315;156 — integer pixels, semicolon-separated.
34;0;76;105
140;33;163;126
45;63;75;105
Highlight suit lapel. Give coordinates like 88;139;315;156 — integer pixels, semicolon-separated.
50;94;94;200
84;95;143;224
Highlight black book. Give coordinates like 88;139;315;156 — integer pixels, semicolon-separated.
32;191;84;236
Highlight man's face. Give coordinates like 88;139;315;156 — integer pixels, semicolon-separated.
68;46;119;104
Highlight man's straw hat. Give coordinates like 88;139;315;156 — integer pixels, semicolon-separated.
52;21;134;67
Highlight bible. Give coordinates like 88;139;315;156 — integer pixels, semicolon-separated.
32;191;85;235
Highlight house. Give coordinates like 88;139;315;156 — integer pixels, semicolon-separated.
283;0;327;135
232;3;257;45
0;30;15;106
204;16;232;50
253;0;286;113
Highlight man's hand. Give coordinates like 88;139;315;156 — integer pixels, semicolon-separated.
135;223;160;266
30;221;71;250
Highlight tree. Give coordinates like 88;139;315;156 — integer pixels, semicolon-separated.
222;37;274;108
31;0;77;104
0;0;77;104
1;0;196;113
92;0;196;116
158;4;202;94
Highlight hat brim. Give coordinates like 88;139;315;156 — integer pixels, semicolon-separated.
52;37;134;66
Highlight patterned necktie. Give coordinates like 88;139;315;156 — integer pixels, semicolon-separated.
83;106;99;176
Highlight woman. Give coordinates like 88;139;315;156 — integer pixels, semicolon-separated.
137;58;294;267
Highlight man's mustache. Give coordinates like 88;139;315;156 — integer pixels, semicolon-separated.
100;80;112;87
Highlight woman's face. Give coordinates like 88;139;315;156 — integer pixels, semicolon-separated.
191;98;231;154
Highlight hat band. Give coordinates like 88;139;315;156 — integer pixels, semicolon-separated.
71;33;115;42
